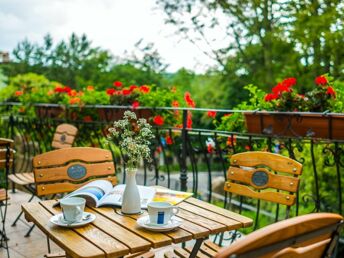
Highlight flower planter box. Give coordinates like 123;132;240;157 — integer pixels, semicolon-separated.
35;106;64;119
244;112;344;140
98;108;153;122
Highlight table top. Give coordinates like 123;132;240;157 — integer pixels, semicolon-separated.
22;197;252;258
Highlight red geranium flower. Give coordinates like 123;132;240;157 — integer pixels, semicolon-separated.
282;77;297;87
15;91;23;96
83;116;93;122
153;115;164;126
187;111;193;128
172;100;179;107
106;88;116;96
207;111;217;118
184;92;196;108
166;136;173;145
113;81;123;87
139;85;150;94
264;93;279;102
132;101;140;109
226;136;237;147
122;89;131;95
315;76;327;85
129;85;138;92
69;97;80;104
87;85;94;91
326;86;336;98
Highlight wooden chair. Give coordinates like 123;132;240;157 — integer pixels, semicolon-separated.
163;213;343;258
33;147;116;257
9;123;78;234
215;212;344;258
165;151;303;257
0;138;15;258
226;151;303;219
35;147;154;258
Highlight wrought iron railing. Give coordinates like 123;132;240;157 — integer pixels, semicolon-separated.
1;103;343;243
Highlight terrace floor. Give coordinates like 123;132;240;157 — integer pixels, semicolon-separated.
0;190;179;258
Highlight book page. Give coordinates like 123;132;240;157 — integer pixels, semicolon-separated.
61;180;114;207
99;184;156;208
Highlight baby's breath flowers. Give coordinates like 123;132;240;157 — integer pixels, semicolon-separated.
107;111;154;170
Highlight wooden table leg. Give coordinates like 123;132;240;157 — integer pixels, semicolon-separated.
189;238;205;258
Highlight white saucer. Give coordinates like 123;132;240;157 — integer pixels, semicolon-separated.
50;212;96;228
137;215;182;232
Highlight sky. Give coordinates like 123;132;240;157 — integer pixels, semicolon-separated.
0;0;217;73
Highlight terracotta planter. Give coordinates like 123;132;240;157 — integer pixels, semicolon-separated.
35;106;64;119
244;112;344;140
98;108;153;122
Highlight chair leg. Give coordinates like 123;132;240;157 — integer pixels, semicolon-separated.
11;192;35;227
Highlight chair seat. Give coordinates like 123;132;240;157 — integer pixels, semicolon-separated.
0;188;9;202
164;240;221;258
8;172;35;185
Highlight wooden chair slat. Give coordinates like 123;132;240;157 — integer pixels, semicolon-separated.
224;182;296;206
187;246;215;258
33;147;112;167
215;213;343;258
164;250;180;258
0;188;9;201
227;167;300;192
8;174;29;185
184;198;252;227
176;209;227;234
22;202;105;258
272;238;330;257
178;202;242;231
92;207;172;248
52;134;75;145
204;240;221;252
230;151;302;175
0;159;14;168
55;123;78;136
34;161;115;183
0;149;14;160
0;138;14;146
36;176;117;196
40;201;130;257
173;247;191;258
14;173;34;184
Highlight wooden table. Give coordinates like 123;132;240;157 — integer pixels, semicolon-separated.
22;197;252;258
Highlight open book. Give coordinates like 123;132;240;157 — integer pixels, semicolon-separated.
62;180;156;208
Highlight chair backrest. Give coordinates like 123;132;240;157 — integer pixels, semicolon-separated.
215;213;344;258
0;138;14;170
51;123;78;149
32;147;117;196
226;151;302;206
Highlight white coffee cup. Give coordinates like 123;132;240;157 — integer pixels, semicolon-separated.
147;201;179;225
60;197;85;223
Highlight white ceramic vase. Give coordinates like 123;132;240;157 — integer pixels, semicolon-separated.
121;168;141;214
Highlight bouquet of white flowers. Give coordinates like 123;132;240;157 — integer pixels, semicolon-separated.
107;110;154;170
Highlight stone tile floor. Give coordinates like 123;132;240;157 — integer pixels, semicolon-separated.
0;190;176;258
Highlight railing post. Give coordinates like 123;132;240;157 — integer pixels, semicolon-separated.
180;110;188;191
